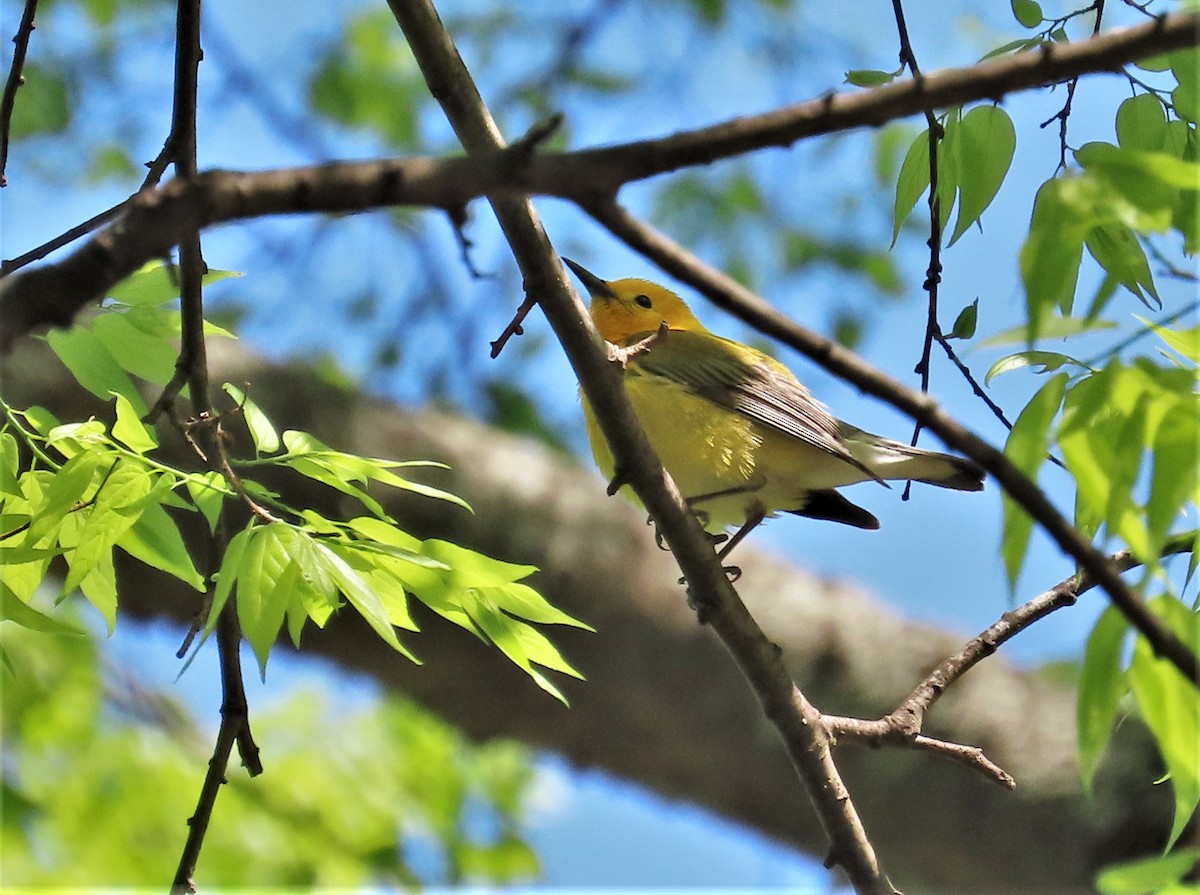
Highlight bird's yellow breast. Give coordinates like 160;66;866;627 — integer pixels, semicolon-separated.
582;372;770;531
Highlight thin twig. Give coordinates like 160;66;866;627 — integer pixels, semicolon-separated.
585;198;1200;686
167;2;262;890
0;0;39;188
824;529;1195;786
1040;0;1106;171
890;0;944;498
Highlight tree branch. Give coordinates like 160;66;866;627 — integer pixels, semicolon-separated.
2;12;1195;348
0;0;38;188
583;199;1200;687
387;1;896;891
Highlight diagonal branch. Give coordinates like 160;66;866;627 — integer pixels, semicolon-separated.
386;0;892;891
584;198;1200;688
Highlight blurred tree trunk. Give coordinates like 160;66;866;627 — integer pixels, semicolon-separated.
4;338;1166;893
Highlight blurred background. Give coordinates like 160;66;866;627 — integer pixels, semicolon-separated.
1;0;1194;889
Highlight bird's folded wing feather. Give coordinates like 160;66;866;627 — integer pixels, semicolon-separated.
627;330;882;483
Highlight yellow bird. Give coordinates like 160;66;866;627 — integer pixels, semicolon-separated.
564;258;984;555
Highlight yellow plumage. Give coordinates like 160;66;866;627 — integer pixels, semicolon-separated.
564;258;984;543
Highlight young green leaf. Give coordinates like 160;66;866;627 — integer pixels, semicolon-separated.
45;328;147;416
316;541;417;662
1084;223;1159;308
110;392;159;453
60;462;152;598
1096;848;1200;895
90;310;181;386
1001;374;1068;591
184;471;228;534
1116;94;1169;154
1010;0;1042;27
979;316;1117;348
1077;607;1130;791
0;581;82;635
891;128;930;246
948;106;1016;246
23;451;102;548
947;299;978;340
237;524;295;678
223;383;280;455
984;350;1089;385
1127;596;1200;849
116;502;206;591
107;261;240;307
844;69;894;88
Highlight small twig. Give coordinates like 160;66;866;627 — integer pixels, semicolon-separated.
891;528;1196;735
608;319;669;367
1040;0;1106;171
0;0;39;188
932;330;1069;471
825;715;1016;788
890;0;945;500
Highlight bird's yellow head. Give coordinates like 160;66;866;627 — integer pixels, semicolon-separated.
563;258;706;344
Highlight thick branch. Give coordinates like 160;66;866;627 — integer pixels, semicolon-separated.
2;13;1195;347
585;200;1200;687
387;1;892;890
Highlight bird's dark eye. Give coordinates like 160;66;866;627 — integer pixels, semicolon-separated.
634;294;653;309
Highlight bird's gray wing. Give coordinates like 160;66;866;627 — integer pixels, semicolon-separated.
629;330;883;483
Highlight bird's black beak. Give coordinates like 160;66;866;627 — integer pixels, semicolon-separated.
562;257;617;300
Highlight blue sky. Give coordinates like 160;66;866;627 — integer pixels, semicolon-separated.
3;0;1194;888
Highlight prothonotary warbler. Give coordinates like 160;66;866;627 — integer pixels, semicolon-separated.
564;258;984;556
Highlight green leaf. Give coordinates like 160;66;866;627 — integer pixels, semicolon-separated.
116;503;205;591
184;471;227;534
108;262;240;307
1128;596;1200;848
316;541;416;661
110;392;158;453
23;451;102;548
980;316;1117;347
9;63;69;138
1020;179;1088;333
204;524;255;639
0;432;19;496
1078;607;1130;791
61;462;152;602
1116;94;1169;154
90;310;181;387
947;299;978;340
1096;848;1200;895
0;582;82;635
223;383;280;455
1136;316;1200;363
984;350;1089;385
460;590;571;704
1001;373;1068;591
948;106;1016;246
1146;400;1200;559
308;9;424;149
844;69;894;88
1084;223;1159;307
891;128;930;246
1010;0;1042;27
236;523;294;678
45;328;147;416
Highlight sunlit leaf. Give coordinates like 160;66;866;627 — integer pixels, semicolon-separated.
1078;609;1130;791
46;328;147;416
1116;94;1169;154
948;105;1015;246
980;316;1116;348
1096;848;1200;895
844;69;894;88
892;128;930;246
223;383;280;455
110;392;158;453
9;63;69;138
1001;373;1067;591
116;502;205;591
984;350;1089;385
1128;596;1200;848
107;262;241;308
